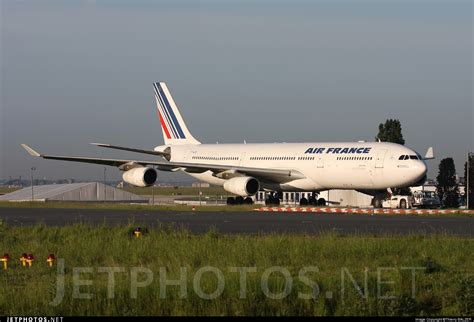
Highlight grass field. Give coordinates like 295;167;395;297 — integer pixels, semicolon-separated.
0;222;472;316
0;187;18;194
0;201;256;212
124;186;228;196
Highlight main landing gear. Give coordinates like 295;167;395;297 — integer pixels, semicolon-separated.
265;192;281;206
299;192;326;206
226;196;253;205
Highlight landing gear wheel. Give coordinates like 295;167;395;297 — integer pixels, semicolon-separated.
265;192;281;206
226;197;235;205
265;197;274;206
309;197;317;206
244;197;253;205
299;198;308;206
317;198;326;206
235;196;244;205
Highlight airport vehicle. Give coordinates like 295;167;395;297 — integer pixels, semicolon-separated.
382;195;413;209
21;82;433;206
412;190;441;209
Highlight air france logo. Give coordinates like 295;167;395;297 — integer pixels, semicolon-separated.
304;147;372;154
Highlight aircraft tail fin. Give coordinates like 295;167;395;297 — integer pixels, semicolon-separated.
153;82;200;145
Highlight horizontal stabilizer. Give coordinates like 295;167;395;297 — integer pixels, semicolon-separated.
424;147;434;160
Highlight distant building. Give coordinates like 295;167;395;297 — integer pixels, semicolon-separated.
192;182;211;188
0;182;147;203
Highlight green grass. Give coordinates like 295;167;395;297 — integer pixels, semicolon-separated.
0;187;18;194
0;201;256;212
0;222;472;316
124;186;228;196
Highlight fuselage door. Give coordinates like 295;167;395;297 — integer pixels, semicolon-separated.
317;155;324;168
375;149;387;168
239;152;246;167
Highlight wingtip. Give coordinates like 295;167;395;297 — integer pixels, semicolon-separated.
90;142;106;146
21;144;41;157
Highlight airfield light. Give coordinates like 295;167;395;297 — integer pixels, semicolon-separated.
133;227;142;238
26;254;34;267
20;253;28;267
47;254;56;267
1;253;10;270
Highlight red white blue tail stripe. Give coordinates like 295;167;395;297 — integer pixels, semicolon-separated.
153;82;186;139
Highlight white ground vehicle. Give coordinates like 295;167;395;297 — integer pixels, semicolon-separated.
382;195;412;209
382;190;441;209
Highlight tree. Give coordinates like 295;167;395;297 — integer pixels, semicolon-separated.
376;119;405;145
464;154;474;209
436;158;460;208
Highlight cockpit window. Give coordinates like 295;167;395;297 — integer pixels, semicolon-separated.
399;154;420;160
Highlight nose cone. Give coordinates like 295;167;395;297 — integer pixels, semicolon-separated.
412;161;428;185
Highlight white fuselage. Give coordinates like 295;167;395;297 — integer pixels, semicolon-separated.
162;142;427;192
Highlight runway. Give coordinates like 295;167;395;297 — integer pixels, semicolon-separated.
0;207;472;236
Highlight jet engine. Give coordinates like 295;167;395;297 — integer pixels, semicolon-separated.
223;176;259;196
122;167;157;187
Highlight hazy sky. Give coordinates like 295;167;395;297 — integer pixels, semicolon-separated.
1;0;472;182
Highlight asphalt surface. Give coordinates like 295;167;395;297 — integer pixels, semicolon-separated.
0;207;473;236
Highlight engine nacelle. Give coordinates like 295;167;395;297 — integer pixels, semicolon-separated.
223;176;259;196
122;167;157;187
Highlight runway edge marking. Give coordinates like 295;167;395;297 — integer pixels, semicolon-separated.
254;207;474;215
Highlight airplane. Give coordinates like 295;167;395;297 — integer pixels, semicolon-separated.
21;82;433;207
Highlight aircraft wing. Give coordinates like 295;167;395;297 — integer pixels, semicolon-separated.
21;144;306;183
21;144;156;168
90;143;170;158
